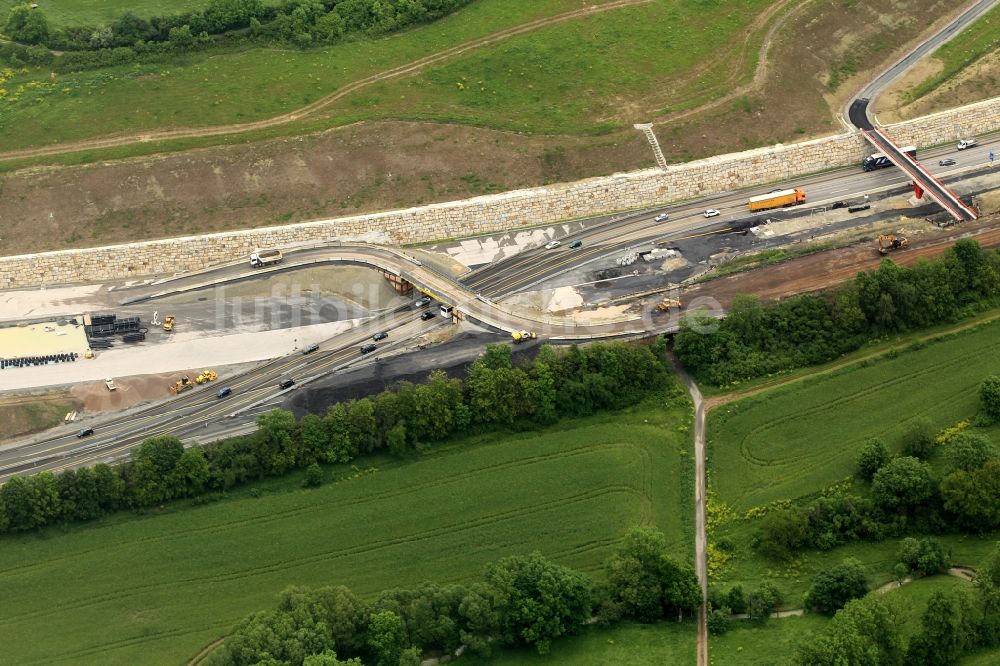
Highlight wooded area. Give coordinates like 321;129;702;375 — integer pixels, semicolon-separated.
676;239;1000;386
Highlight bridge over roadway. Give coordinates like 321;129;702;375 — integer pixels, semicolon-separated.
862;127;978;223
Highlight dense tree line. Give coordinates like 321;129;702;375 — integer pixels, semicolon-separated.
0;341;673;536
206;526;700;665
676;239;1000;386
752;377;1000;562
1;0;474;71
795;544;1000;665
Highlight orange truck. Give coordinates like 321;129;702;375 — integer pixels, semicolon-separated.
747;188;806;212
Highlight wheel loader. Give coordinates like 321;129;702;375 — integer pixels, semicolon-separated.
195;370;218;384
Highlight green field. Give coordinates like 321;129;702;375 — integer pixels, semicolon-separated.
709;614;828;666
0;0;217;27
0;397;692;665
0;0;780;153
315;0;776;135
707;319;1000;512
455;621;696;665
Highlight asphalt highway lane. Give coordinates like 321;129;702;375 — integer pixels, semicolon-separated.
464;139;997;297
2;133;997;477
0;309;443;480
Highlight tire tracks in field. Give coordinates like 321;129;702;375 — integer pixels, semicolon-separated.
187;638;225;666
734;335;1000;472
0;440;647;580
0;0;651;163
0;478;647;628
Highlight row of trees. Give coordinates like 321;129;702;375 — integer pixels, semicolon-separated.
755;380;1000;562
3;0;475;71
676;239;1000;386
706;581;783;635
795;544;1000;665
0;341;674;535
208;527;700;665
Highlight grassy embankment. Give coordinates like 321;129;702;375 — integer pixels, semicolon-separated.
0;394;80;439
0;395;692;665
904;2;1000;102
0;0;778;157
706;317;1000;605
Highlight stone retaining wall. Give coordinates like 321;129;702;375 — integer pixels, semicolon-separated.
886;96;1000;148
1;97;998;289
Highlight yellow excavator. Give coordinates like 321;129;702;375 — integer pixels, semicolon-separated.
877;235;909;255
656;298;682;312
195;370;218;384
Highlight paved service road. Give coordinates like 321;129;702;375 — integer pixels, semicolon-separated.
848;0;1000;126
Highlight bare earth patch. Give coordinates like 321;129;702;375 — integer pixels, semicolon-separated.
68;369;206;413
881;49;1000;122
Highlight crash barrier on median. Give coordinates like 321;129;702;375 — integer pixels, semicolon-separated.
1;352;78;369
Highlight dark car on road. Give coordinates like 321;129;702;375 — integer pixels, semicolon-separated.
938;158;956;166
77;427;95;438
302;343;320;355
278;379;295;390
361;343;377;354
373;331;388;341
217;387;232;398
569;239;583;248
420;311;436;320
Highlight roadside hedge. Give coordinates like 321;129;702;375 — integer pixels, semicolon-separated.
1;0;475;72
0;340;674;535
676;239;1000;386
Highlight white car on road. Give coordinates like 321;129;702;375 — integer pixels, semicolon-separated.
957;139;977;150
544;240;561;250
703;208;720;218
654;213;669;222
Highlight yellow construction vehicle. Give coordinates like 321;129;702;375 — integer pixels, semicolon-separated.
877;235;909;254
512;330;537;344
163;315;175;331
169;375;194;395
656;298;682;312
195;370;218;384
